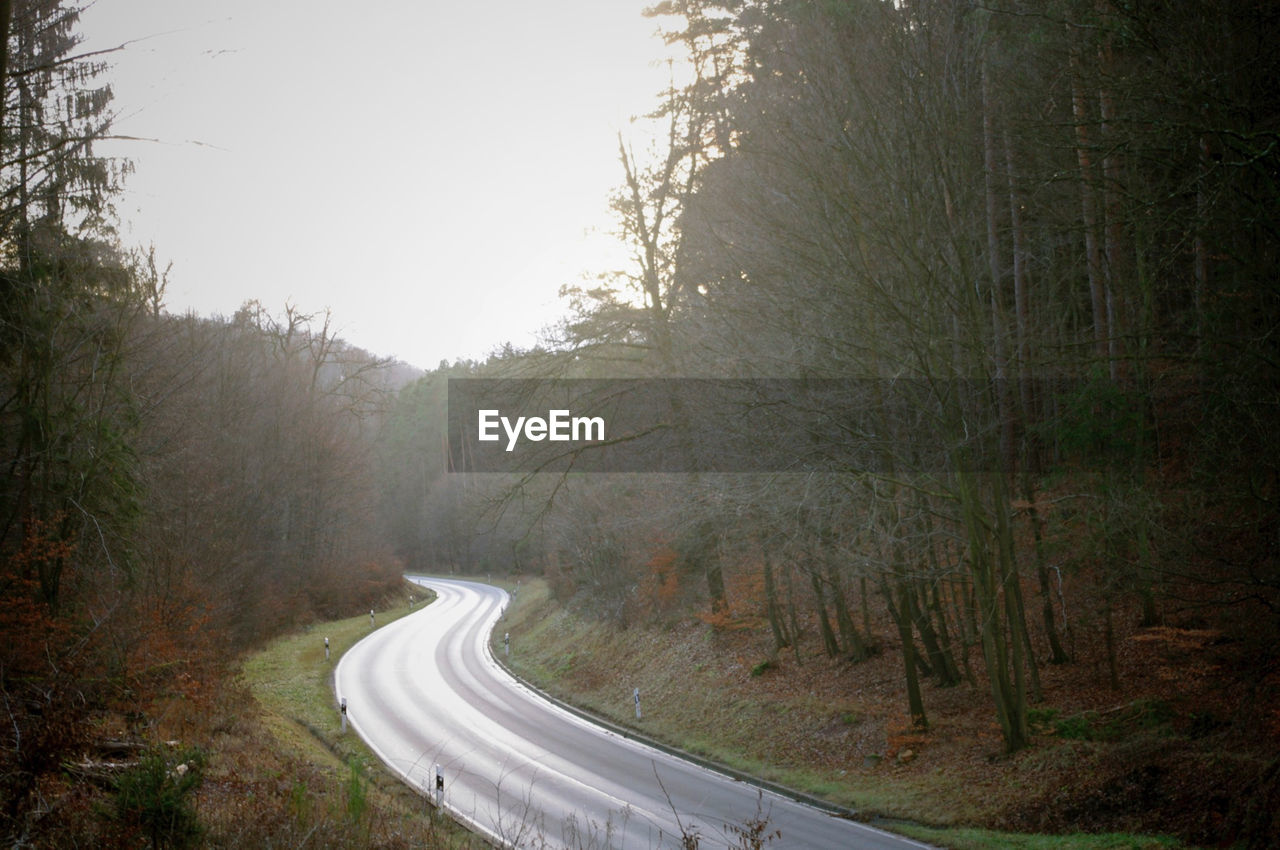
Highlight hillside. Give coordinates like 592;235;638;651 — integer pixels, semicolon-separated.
497;579;1278;849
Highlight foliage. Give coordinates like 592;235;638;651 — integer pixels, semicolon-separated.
0;6;409;841
397;0;1280;769
1048;700;1176;742
0;0;1273;844
1047;374;1150;470
111;746;207;850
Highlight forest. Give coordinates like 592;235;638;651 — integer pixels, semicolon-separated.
387;0;1280;844
1;0;1277;847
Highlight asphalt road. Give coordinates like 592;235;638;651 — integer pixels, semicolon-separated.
335;576;935;849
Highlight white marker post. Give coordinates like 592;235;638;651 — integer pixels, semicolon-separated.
369;609;375;627
434;764;444;808
503;632;510;657
409;594;414;609
340;697;348;733
634;687;642;720
324;636;330;661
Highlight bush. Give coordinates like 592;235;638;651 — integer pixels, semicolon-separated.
1054;713;1095;740
112;745;206;849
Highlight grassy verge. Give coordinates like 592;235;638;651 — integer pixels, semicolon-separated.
242;587;415;774
238;582;482;848
495;579;1190;850
892;826;1184;850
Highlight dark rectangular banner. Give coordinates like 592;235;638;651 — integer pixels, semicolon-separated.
446;378;1052;474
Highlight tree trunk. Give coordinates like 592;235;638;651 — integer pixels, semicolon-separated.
993;470;1040;706
1003;126;1038;470
826;559;868;661
982;60;1015;468
1098;50;1125;378
959;469;1029;752
1104;598;1121;691
910;578;961;686
951;573;978;688
919;495;962;685
1070;52;1111;371
809;569;840;658
880;575;928;730
860;575;872;639
784;561;802;665
762;546;789;653
0;0;11;141
1136;509;1160;627
1194;136;1211;355
1027;491;1070;663
897;579;928;729
928;579;963;685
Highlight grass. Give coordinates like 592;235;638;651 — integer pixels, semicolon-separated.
243;602;407;751
894;825;1185;850
495;578;1193;850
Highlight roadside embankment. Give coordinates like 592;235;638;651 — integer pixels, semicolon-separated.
494;578;1195;850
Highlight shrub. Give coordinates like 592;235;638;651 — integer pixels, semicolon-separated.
112;745;207;849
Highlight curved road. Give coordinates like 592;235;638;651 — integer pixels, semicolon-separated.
335;577;934;849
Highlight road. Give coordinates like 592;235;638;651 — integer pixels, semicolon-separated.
335;577;935;849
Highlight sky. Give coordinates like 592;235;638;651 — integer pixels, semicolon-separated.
79;0;676;369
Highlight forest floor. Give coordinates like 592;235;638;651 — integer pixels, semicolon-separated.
495;578;1280;850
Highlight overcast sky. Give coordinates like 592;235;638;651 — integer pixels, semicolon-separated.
79;0;675;368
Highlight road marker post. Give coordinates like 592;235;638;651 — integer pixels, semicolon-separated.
504;632;510;656
434;764;444;808
324;636;330;661
634;687;642;720
340;697;348;733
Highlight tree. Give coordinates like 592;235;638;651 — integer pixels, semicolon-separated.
417;0;1280;765
0;1;154;828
